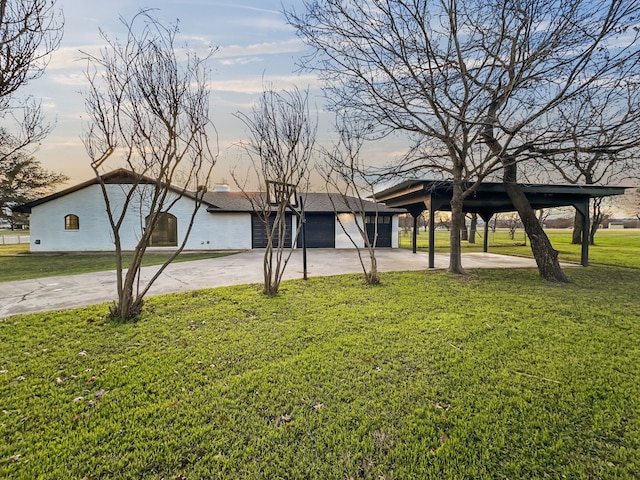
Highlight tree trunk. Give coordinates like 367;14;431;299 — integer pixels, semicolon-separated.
448;182;467;274
571;212;582;244
589;198;603;246
263;246;278;295
589;221;599;246
503;162;568;283
469;213;477;244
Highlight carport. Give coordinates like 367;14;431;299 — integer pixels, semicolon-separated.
374;180;627;268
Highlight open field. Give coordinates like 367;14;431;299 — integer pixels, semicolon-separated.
0;250;235;282
400;228;640;268
1;236;639;478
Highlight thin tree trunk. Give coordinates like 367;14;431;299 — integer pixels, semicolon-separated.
589;198;603;246
367;250;380;284
503;162;568;283
572;212;582;244
469;213;477;244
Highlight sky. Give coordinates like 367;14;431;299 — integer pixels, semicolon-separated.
21;0;405;191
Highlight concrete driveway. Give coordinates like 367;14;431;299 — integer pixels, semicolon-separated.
0;249;541;318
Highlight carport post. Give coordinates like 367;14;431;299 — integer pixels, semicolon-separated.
483;220;490;253
428;206;435;268
479;213;492;253
412;214;418;254
575;199;590;267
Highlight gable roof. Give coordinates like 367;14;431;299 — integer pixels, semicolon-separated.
203;191;403;214
14;169;404;215
13;169;211;214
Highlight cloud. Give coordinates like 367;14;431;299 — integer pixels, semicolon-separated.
41;101;58;111
219;57;264;66
47;45;99;71
215;38;307;60
207;74;320;94
49;73;88;87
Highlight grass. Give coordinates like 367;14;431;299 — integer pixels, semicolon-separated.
400;228;640;268
0;250;235;282
1;229;639;478
1;264;640;478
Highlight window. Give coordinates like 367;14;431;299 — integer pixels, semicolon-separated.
64;214;79;230
365;215;391;224
146;212;178;247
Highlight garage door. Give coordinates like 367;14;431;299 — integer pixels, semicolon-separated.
302;213;335;248
366;215;392;247
252;214;292;248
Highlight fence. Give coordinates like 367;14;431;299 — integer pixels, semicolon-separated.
0;234;30;245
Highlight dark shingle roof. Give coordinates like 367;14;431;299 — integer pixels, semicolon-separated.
204;191;404;214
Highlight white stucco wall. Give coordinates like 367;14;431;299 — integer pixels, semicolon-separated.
392;215;399;248
29;184;252;252
335;213;365;248
28;182;398;251
334;213;400;249
207;212;252;250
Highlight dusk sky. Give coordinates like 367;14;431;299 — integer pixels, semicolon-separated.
22;0;405;190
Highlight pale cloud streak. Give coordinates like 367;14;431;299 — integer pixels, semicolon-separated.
207;74;320;94
215;38;307;60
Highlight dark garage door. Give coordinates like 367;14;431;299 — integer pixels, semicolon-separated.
366;215;392;247
302;213;335;248
252;213;292;248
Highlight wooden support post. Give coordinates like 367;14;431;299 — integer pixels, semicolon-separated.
483;219;490;253
412;214;418;254
575;200;590;267
429;206;435;268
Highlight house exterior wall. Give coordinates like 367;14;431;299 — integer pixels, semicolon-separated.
29;184;252;252
335;213;365;248
30;184;125;252
391;215;399;248
207;212;251;250
334;213;399;249
27;182;398;252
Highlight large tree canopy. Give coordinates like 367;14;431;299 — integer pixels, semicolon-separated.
288;0;640;281
0;153;67;228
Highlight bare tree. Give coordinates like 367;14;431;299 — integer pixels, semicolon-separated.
288;0;640;282
502;213;523;241
233;87;315;295
322;116;381;284
288;0;503;276
0;0;63;164
82;11;217;320
527;83;640;245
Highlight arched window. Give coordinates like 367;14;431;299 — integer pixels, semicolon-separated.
64;214;79;230
146;212;178;247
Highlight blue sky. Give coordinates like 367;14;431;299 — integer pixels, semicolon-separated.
25;0;401;189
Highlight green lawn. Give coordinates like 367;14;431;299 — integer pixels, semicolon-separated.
1;260;639;477
400;228;640;268
0;250;235;282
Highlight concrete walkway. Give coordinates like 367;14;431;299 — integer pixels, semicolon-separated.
0;249;542;318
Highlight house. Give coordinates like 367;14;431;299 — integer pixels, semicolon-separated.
14;169;403;252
